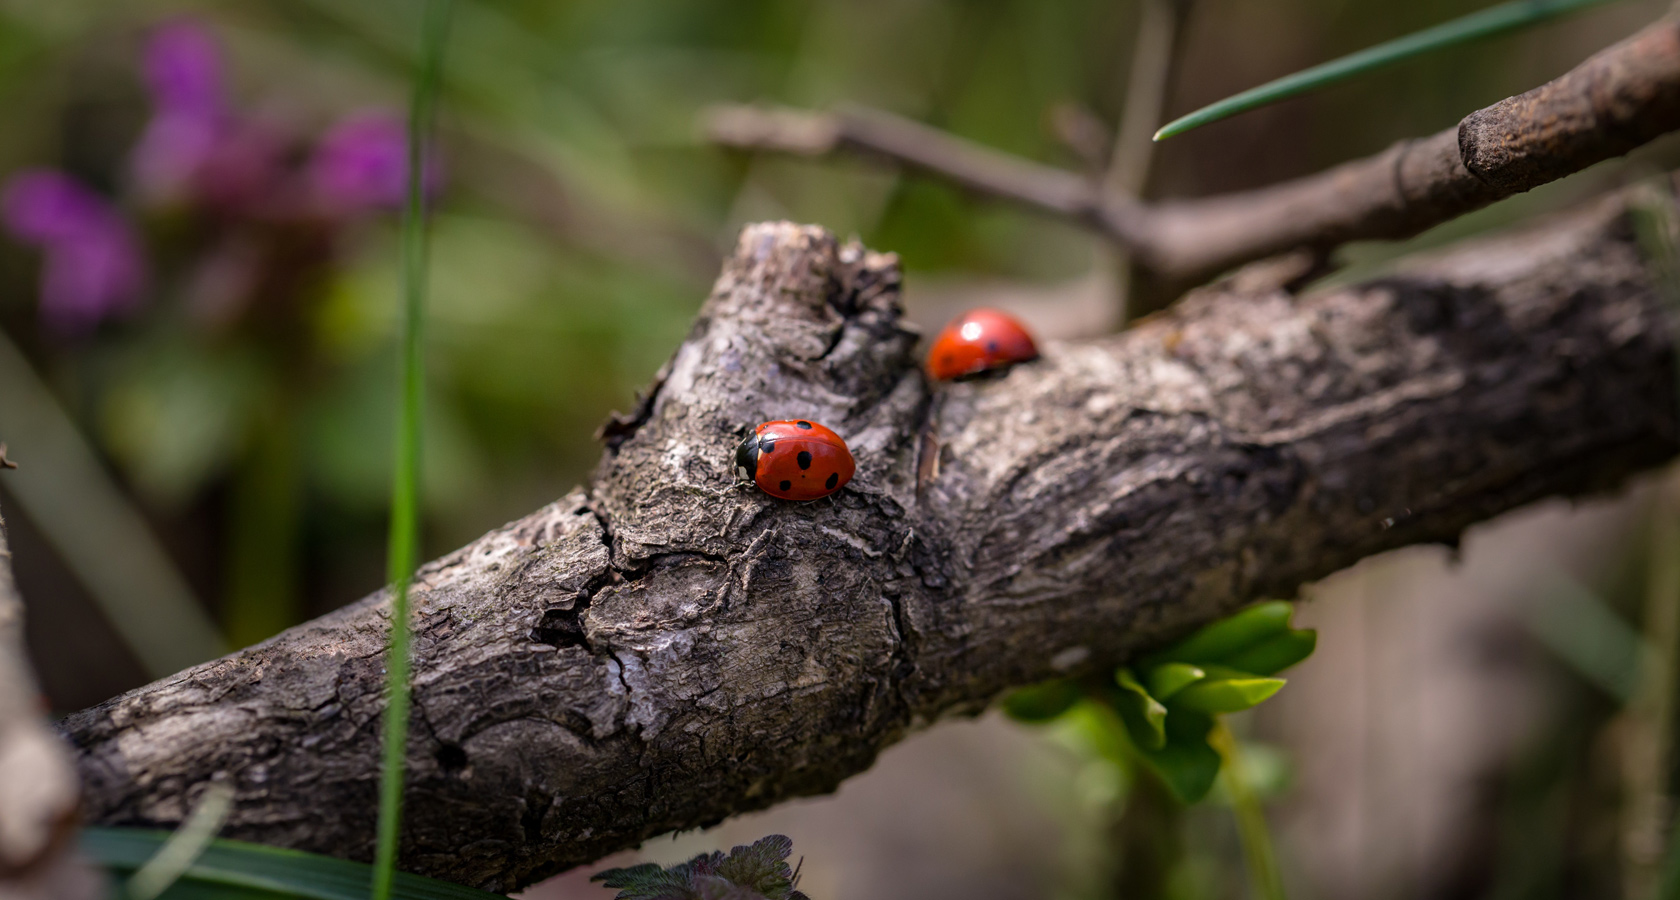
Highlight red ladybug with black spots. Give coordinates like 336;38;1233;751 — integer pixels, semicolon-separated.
926;308;1039;381
734;419;855;501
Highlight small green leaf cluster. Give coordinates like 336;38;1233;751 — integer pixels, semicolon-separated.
593;835;808;900
1003;601;1316;803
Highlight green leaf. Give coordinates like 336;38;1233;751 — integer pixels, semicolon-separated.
1154;0;1627;140
1130;708;1223;804
1113;668;1168;750
1222;629;1317;676
1169;677;1287;714
714;835;797;899
1154;602;1293;666
591;863;666;886
141;881;295;900
695;876;768;900
593;861;696;900
82;828;505;900
1144;662;1206;701
594;836;804;900
1000;679;1083;722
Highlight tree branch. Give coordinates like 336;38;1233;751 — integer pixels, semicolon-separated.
706;16;1680;289
58;181;1680;892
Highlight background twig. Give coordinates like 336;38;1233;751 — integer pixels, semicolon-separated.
1105;0;1193;323
707;16;1680;298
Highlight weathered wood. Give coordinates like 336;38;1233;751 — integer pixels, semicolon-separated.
62;192;1679;891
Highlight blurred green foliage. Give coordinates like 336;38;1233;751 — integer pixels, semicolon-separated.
1005;601;1315;803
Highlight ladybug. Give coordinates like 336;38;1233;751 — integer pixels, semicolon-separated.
734;419;855;501
926;308;1039;381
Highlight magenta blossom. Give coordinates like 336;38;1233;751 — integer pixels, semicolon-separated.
132;20;284;212
1;171;146;332
131;20;225;203
309;112;442;214
142;19;223;117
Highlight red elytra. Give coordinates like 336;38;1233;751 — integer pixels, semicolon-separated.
926;308;1039;381
733;419;855;501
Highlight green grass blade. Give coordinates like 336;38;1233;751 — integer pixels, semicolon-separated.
1209;724;1287;900
1154;0;1627;141
83;829;505;900
125;784;233;900
374;1;454;899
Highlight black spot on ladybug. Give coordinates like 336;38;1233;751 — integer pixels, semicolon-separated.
987;340;999;353
779;480;792;492
826;472;839;490
797;450;812;469
942;353;955;366
760;439;776;454
796;420;812;429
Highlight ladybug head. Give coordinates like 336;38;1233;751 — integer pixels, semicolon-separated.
733;432;759;483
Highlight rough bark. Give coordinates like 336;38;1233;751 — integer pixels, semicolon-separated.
62;191;1680;891
706;16;1680;289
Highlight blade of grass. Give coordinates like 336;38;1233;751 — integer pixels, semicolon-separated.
1154;0;1627;141
1526;575;1649;703
84;828;506;900
1210;721;1286;900
373;1;453;898
0;327;223;677
124;784;234;900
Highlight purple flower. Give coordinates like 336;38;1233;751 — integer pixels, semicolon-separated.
2;171;147;332
308;112;442;214
142;20;224;118
131;110;220;202
131;19;282;210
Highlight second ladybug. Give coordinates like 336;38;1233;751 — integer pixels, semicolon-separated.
734;419;855;501
926;308;1039;381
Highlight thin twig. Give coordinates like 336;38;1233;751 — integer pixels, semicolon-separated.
1105;0;1192;322
1106;0;1186;199
706;16;1680;291
706;103;1102;220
